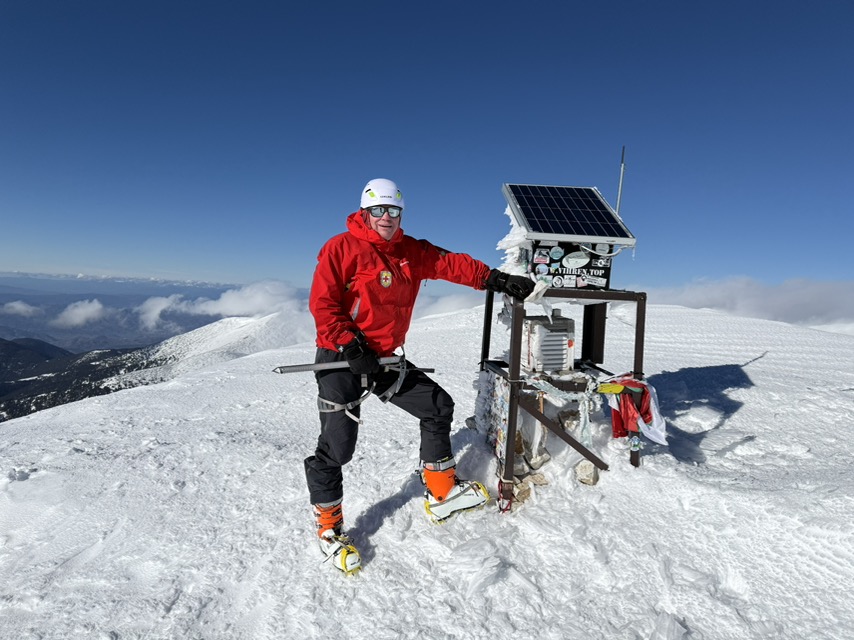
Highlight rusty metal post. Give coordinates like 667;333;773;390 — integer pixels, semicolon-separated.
517;396;609;471
581;303;607;364
479;289;495;371
500;296;525;502
628;292;647;467
633;292;647;379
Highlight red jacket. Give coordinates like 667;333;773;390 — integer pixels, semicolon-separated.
310;211;492;356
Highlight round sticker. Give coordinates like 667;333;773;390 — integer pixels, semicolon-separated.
562;251;589;269
548;246;565;260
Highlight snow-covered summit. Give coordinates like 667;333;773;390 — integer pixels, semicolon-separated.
2;303;853;639
107;311;316;388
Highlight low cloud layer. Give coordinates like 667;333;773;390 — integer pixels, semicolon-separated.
8;276;854;347
646;277;854;326
1;301;42;317
136;280;305;330
412;277;854;332
52;299;108;328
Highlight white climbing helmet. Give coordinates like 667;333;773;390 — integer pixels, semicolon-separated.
360;178;404;210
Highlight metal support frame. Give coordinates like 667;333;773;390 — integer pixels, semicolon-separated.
581;303;608;364
479;288;647;501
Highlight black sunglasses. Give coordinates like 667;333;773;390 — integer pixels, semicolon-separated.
365;205;402;218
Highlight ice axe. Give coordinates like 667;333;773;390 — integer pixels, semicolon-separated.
273;355;434;375
273;354;435;415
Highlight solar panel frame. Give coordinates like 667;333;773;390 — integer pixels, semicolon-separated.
502;183;637;246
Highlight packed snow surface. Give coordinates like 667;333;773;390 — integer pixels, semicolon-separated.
2;303;853;639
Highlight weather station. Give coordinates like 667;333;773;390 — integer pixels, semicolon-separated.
470;149;663;510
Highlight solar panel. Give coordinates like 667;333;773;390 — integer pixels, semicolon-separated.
502;184;636;246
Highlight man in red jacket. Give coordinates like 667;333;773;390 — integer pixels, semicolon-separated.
305;178;534;574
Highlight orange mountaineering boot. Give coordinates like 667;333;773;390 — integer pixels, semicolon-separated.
313;499;361;575
422;458;489;524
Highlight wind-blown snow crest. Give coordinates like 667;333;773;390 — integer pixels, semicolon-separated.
1;303;854;639
107;310;316;388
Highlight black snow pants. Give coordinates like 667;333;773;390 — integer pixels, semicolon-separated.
304;348;454;505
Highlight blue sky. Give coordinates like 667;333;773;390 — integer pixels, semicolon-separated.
2;1;852;293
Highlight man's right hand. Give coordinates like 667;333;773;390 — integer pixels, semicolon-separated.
339;336;381;376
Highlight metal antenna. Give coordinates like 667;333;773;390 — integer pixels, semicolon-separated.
615;146;626;215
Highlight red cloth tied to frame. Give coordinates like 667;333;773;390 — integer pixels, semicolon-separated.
609;379;652;439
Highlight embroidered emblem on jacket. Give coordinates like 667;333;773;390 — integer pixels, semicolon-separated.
379;271;392;288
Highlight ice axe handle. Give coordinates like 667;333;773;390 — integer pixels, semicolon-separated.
273;357;434;374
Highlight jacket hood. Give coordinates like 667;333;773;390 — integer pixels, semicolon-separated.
346;211;404;245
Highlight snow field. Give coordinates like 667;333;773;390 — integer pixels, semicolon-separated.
1;303;853;639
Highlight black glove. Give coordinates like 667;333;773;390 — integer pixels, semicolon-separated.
485;269;535;301
338;335;381;376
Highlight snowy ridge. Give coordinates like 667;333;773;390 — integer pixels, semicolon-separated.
2;304;854;639
106;311;316;389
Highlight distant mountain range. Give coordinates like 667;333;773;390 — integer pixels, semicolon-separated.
0;274;254;421
0;337;161;422
0;311;314;423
